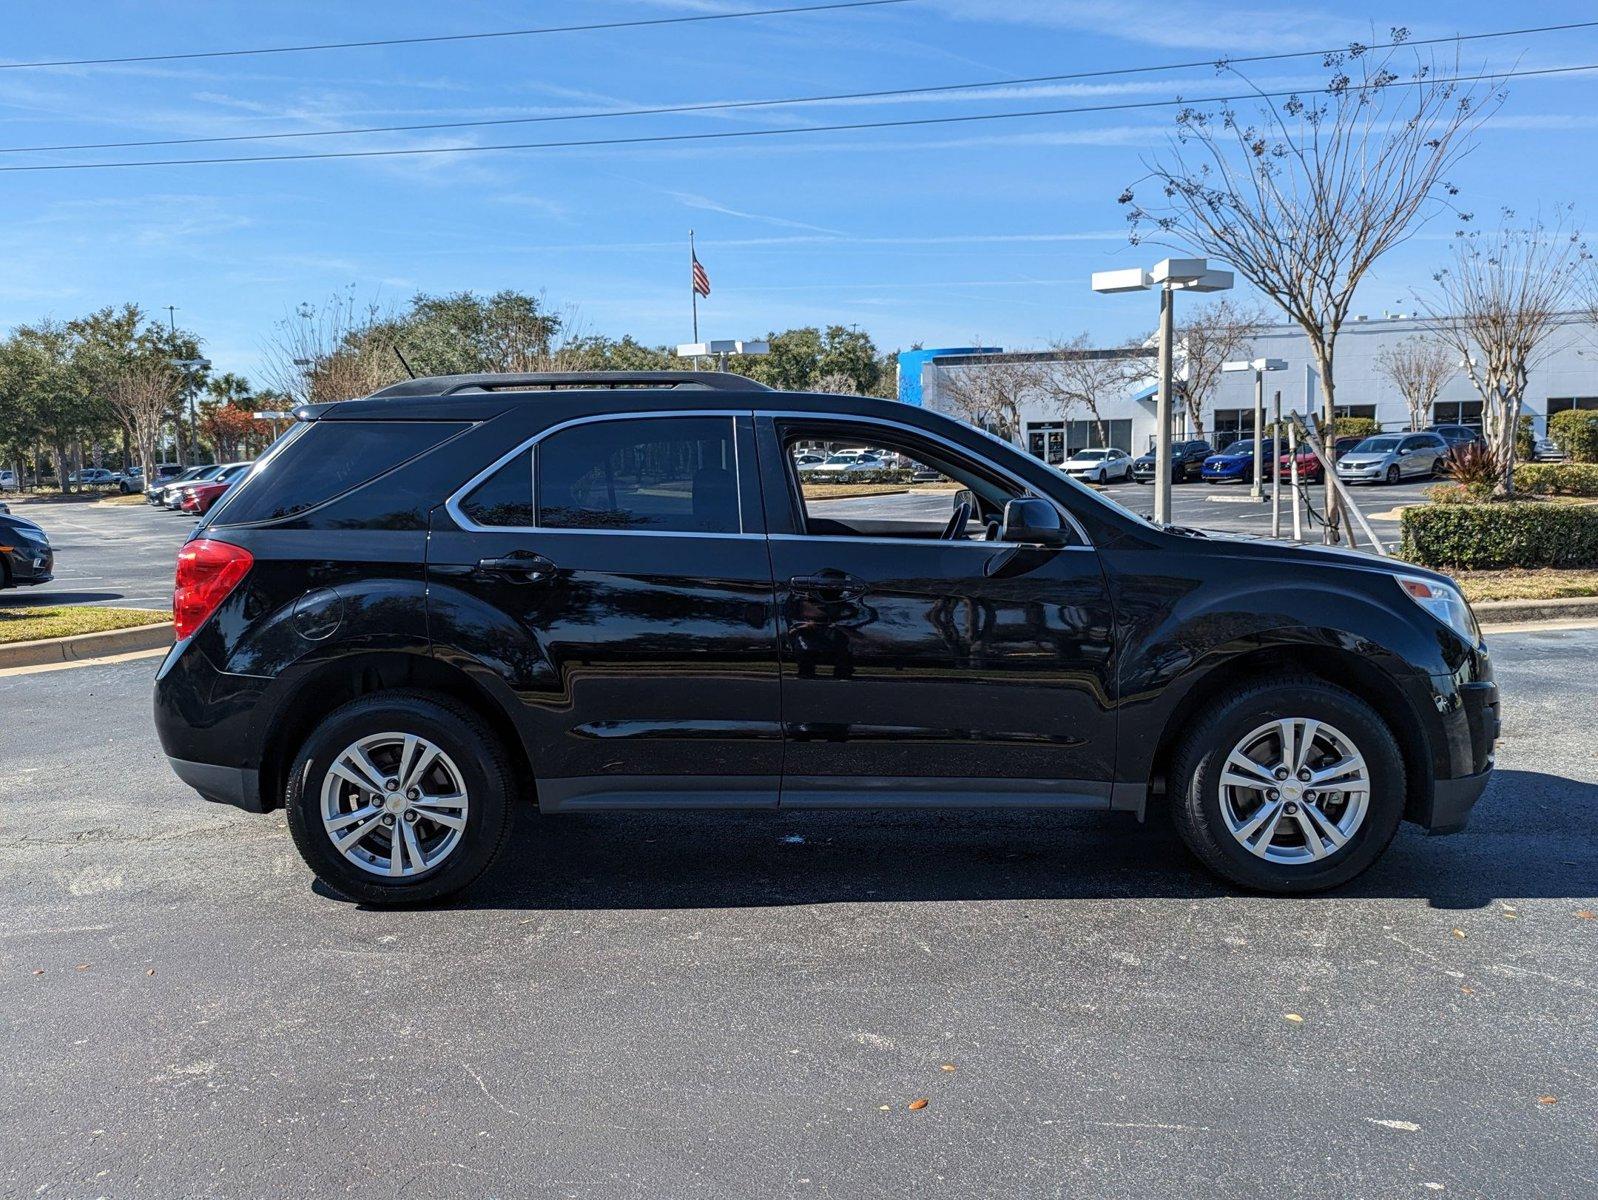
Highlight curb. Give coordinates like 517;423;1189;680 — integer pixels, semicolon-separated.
0;622;173;670
1474;596;1598;625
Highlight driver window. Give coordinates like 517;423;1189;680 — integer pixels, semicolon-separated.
781;425;1023;542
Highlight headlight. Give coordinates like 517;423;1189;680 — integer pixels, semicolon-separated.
1396;575;1479;644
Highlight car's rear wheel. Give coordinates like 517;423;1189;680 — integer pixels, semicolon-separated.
285;691;515;905
1168;677;1405;892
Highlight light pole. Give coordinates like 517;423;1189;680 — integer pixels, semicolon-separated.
1222;357;1286;499
1091;258;1232;525
170;356;210;463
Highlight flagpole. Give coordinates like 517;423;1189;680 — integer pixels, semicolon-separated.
689;229;699;345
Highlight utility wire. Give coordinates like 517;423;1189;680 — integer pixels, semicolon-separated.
1;19;1593;156
1;61;1591;174
0;1;915;71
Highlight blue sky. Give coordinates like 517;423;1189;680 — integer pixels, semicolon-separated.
2;0;1597;381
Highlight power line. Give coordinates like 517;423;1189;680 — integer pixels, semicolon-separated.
0;61;1590;174
0;1;915;72
2;19;1594;156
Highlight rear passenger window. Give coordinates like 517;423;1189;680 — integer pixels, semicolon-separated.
537;417;740;533
209;420;463;525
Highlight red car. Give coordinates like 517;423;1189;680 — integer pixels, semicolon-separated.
180;479;232;515
1276;447;1324;482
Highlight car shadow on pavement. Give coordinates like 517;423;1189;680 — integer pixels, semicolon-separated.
0;590;136;607
380;768;1597;914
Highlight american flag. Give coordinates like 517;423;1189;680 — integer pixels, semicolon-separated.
691;254;711;298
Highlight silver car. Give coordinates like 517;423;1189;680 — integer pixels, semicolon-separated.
1334;432;1448;485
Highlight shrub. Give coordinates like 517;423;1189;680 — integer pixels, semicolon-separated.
1440;443;1498;498
1323;416;1381;441
1401;499;1598;569
1517;462;1598;498
1549;409;1598;463
1515;413;1535;462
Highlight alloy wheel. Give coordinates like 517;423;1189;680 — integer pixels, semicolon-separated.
319;732;470;878
1217;718;1370;865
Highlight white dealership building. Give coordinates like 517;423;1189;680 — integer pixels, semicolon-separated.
905;313;1598;460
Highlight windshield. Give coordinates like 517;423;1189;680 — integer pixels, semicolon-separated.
1075;450;1107;460
1226;441;1255;455
1354;436;1402;453
823;455;855;465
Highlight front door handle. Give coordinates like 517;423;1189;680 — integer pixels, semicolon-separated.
475;552;556;583
789;571;867;599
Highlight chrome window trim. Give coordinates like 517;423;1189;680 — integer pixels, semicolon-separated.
761;409;1093;548
445;409;751;536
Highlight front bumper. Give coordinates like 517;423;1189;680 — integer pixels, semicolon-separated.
167;755;265;812
3;544;54;584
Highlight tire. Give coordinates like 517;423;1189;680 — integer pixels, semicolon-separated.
1167;676;1405;892
284;691;516;905
1385;464;1400;485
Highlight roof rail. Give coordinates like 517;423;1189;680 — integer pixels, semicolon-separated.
368;370;770;398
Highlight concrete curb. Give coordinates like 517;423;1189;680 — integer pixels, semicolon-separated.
0;622;172;670
1474;596;1598;625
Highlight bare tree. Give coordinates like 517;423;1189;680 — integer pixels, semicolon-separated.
1374;336;1456;431
933;354;1045;443
104;360;182;485
261;290;401;406
1120;36;1503;539
1419;211;1587;495
1171;299;1270;437
1040;335;1141;447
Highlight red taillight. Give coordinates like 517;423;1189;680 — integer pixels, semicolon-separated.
173;538;253;641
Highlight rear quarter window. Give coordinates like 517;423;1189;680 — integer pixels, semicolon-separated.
207;420;464;526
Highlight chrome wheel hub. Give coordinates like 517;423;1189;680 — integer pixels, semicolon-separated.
320;733;469;878
1218;717;1370;865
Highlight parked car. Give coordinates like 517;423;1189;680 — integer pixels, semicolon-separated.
1331;436;1364;461
145;464;198;504
178;463;253;515
70;468;117;487
1201;440;1276;483
152;370;1497;904
1335;432;1448;485
812;451;885;475
1532;436;1565;462
168;464;235;508
909;463;943;483
150;465;220;507
0;469;17;492
1131;440;1212;484
1277;446;1324;483
1060;447;1132;484
792;452;827;472
1429;424;1485;453
0;509;53;587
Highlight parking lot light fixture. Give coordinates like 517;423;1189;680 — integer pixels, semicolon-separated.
1092;258;1233;524
1223;358;1287;499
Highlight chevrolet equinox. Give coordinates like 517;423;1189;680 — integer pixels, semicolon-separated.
153;372;1498;904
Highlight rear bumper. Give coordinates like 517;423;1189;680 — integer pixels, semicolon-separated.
167;756;265;813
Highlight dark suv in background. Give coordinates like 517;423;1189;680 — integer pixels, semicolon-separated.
1131;439;1212;483
153;372;1498;904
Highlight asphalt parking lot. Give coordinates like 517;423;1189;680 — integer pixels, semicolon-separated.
2;627;1593;1198
0;498;194;610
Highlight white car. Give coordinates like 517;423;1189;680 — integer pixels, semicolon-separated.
1061;447;1133;484
812;451;885;475
0;469;17;491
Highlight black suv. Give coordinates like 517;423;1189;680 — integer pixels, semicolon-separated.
1131;439;1212;483
154;372;1498;903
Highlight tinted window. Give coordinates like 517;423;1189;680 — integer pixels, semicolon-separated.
209;420;462;525
459;447;536;527
536;417;740;533
1354;437;1403;453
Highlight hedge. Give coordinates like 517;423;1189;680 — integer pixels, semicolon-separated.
1549;409;1598;463
1401;499;1598;570
1517;462;1598;498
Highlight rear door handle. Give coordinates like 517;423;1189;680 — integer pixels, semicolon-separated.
475;552;556;583
789;571;867;599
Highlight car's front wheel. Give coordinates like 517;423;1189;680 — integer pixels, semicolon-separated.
285;691;515;905
1168;677;1405;892
1385;464;1401;484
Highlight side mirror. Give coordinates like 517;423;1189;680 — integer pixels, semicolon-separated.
952;488;977;515
1000;498;1067;547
